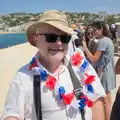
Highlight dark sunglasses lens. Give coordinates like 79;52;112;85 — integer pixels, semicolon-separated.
45;34;57;43
87;33;92;36
60;35;71;43
45;34;71;43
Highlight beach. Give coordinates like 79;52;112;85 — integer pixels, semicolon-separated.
0;43;37;115
0;43;119;116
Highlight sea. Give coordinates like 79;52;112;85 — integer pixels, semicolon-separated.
0;32;27;49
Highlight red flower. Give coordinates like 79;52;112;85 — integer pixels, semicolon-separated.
86;100;93;107
71;52;84;66
62;93;74;105
80;95;93;107
46;76;56;90
29;63;37;70
85;75;95;85
80;94;87;99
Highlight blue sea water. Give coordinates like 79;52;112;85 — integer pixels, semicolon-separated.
0;32;27;49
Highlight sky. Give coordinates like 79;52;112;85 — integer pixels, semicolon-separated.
0;0;120;14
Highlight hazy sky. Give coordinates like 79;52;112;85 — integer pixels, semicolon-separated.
0;0;120;14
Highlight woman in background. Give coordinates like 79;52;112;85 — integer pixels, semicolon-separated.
83;21;116;120
85;24;98;54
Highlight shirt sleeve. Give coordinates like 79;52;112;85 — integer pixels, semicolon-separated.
96;38;108;51
73;49;106;101
1;72;26;120
84;61;106;101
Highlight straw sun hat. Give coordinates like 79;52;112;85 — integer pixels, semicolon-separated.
26;10;75;46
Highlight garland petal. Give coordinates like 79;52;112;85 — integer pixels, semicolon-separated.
71;52;84;66
81;60;88;69
79;95;93;109
87;84;94;93
86;99;93;107
46;76;56;90
29;62;37;70
59;87;65;99
62;93;74;105
85;75;95;85
40;69;48;81
29;57;38;70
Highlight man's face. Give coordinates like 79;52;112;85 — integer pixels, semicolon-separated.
34;24;69;63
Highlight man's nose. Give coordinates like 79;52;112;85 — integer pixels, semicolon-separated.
56;37;62;45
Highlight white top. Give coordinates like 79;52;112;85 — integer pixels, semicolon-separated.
1;49;106;120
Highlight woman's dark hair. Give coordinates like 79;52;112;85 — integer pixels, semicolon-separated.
91;21;112;38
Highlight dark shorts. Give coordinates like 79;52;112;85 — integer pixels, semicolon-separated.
110;90;120;120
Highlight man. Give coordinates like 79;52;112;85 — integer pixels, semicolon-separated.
1;10;105;120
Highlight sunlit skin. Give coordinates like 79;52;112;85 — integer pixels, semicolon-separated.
33;24;69;73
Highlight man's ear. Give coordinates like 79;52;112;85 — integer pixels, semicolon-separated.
33;35;38;45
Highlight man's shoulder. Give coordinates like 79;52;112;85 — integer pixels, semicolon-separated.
10;64;33;88
16;63;33;79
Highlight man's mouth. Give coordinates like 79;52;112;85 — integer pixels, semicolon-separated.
49;48;64;52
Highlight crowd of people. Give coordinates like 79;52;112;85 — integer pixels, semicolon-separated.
82;21;116;120
73;21;117;120
1;9;119;120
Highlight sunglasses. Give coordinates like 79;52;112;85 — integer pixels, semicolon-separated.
36;33;71;43
87;32;93;36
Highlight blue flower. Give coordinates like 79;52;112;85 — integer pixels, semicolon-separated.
59;87;65;99
87;84;94;93
78;98;87;110
30;57;35;64
39;70;48;81
79;98;86;105
79;103;86;110
81;60;88;69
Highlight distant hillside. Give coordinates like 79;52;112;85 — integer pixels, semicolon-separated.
0;12;120;28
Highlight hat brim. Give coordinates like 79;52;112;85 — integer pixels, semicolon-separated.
27;21;76;46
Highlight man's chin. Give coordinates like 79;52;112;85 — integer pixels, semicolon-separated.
48;55;64;63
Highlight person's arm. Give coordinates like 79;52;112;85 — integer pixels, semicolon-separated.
4;117;18;120
92;98;105;120
115;58;120;74
82;40;102;63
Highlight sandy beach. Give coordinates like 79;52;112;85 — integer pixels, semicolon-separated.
0;43;37;115
0;43;119;116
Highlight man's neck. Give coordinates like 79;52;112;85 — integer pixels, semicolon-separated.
39;57;63;74
48;61;63;75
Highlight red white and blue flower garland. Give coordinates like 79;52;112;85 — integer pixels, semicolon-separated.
29;51;95;110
